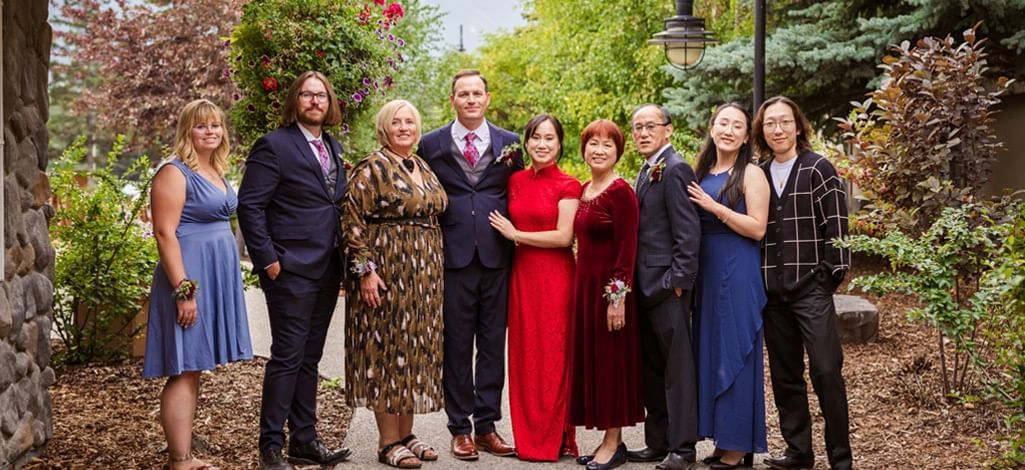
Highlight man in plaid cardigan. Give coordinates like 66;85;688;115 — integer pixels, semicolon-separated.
753;96;852;470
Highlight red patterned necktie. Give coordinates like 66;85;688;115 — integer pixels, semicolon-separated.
463;132;480;166
310;139;330;176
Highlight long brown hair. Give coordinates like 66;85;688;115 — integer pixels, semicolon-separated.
172;99;230;176
280;71;342;127
752;95;814;161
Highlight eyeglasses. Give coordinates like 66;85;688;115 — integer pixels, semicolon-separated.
762;119;796;131
299;91;330;102
631;122;670;134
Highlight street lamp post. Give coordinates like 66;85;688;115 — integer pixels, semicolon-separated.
753;0;765;112
649;0;717;69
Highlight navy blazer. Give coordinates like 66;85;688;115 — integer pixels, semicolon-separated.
417;121;523;269
634;146;701;308
237;124;347;281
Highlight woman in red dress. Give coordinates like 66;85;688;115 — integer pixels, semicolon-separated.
570;120;643;470
489;114;582;461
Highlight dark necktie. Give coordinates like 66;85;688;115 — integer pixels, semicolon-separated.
636;162;651;190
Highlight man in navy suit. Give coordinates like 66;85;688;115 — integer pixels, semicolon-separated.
238;71;351;470
417;70;523;461
626;104;701;470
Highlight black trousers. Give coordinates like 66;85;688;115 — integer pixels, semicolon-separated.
763;284;852;470
443;254;509;436
257;263;340;452
638;291;698;457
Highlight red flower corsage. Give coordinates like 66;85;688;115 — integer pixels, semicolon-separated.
649;161;665;183
602;278;631;306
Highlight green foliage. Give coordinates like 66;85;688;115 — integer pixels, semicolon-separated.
980;204;1025;466
229;0;408;151
50;137;159;364
664;0;1025;133
835;26;1013;235
839;204;1008;397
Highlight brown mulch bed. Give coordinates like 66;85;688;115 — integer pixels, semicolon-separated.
25;356;352;469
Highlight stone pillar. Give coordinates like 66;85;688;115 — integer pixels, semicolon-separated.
2;1;56;468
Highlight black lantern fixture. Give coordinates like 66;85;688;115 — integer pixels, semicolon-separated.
649;0;717;69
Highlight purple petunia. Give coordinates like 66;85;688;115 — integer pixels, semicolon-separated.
352;92;363;103
363;77;372;86
397;38;405;47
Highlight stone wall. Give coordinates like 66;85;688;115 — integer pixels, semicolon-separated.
2;2;55;469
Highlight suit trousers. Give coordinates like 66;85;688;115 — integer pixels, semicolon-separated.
763;284;852;470
443;253;509;436
257;259;340;452
638;291;698;457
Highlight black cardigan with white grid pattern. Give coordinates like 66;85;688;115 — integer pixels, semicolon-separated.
760;150;850;299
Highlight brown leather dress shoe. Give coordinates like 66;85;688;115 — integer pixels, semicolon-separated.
474;432;516;457
451;434;479;461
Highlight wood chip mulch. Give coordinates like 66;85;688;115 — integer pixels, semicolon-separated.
25;356;352;469
22;259;1019;468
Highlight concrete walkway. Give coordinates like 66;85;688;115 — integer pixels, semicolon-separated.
245;288;731;469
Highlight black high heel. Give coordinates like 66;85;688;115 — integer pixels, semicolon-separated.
708;452;754;469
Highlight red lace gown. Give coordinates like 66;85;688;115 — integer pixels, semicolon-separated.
569;178;645;430
507;164;583;461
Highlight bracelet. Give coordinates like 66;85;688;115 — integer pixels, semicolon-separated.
602;278;631;306
174;278;198;301
718;206;733;224
350;256;378;277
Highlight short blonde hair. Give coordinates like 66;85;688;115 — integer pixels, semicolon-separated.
374;99;422;149
172;99;230;176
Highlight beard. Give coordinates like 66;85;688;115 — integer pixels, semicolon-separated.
298;106;326;127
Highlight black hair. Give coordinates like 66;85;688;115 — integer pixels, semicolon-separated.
694;102;753;210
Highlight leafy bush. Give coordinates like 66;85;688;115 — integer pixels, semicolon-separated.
228;0;408;150
50;137;158;364
839;204;1009;397
835;24;1014;235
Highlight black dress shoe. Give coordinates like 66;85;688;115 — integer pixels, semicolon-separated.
709;453;754;469
287;438;351;466
655;451;696;470
576;454;595;465
585;443;627;470
764;454;813;469
259;448;294;470
626;446;669;462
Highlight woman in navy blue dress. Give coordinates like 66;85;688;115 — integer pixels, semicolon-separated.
144;99;252;469
686;103;770;469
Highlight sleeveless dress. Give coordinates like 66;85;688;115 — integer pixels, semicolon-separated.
569;178;645;430
693;171;768;452
143;159;253;378
507;165;582;461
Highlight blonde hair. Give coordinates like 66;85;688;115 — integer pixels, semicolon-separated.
172;99;230;176
374;99;422;149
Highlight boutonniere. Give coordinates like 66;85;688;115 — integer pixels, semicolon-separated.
649;161;666;183
495;143;520;166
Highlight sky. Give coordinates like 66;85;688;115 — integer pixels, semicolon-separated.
422;0;527;52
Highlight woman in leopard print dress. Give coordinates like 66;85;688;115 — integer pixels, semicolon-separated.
342;99;448;468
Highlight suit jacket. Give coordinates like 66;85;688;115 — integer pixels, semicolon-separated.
417;121;524;269
237;123;347;281
634;146;701;308
760;150;850;300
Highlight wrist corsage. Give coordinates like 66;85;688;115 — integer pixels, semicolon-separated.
174;279;198;301
495;143;520;166
603;278;631;306
351;256;378;277
649;161;666;183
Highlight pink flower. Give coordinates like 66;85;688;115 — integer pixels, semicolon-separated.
383;2;404;20
374;0;385;5
262;76;279;92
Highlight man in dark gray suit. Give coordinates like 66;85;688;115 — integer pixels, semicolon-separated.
626;104;701;470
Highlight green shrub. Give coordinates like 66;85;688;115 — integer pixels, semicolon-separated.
228;0;408;151
50;137;158;364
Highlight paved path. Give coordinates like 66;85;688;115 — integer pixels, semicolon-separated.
245;288;733;469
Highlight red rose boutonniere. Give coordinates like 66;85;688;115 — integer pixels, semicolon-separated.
496;143;520;166
649;161;666;183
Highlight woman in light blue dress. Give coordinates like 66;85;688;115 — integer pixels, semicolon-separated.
143;99;252;470
687;103;770;469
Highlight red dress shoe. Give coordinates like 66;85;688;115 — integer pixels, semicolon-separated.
451;434;479;461
474;432;516;457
